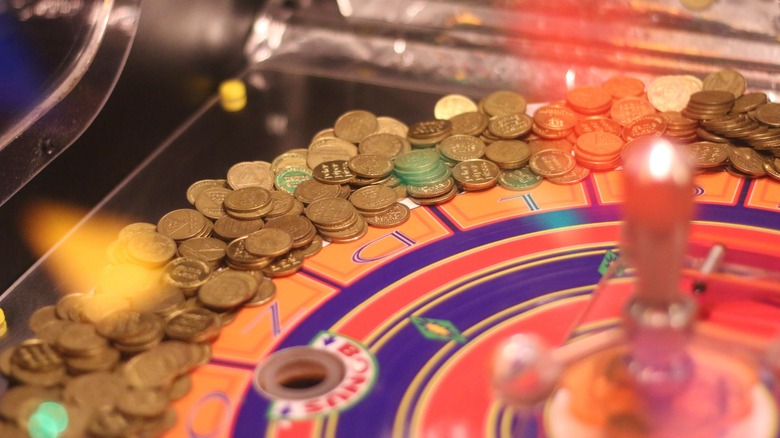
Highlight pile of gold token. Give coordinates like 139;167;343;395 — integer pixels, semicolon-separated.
3;67;780;437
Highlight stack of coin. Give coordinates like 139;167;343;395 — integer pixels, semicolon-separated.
574;132;625;170
223;187;274;220
305;197;365;241
405;175;457;205
225;236;273;271
97;310;166;355
452;159;501;191
393;149;451;188
566;86;613;115
306;197;368;243
158;208;213;242
407;119;452;147
484;140;532;170
681;90;735;121
532;105;578;140
349;185;398;216
659;111;698;143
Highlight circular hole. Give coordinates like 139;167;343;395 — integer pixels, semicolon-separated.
254;347;346;401
277;360;327;389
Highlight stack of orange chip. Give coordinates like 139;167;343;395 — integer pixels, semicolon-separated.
574;131;625;170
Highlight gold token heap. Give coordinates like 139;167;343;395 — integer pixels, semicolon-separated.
3;67;780;436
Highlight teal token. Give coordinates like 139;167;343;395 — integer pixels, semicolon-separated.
497;166;544;191
393;149;440;172
274;166;313;194
28;401;68;438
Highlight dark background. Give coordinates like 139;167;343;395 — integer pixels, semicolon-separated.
0;0;263;292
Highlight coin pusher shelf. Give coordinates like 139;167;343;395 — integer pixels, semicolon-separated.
5;0;780;343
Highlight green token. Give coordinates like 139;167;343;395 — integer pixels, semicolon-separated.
274;166;313;194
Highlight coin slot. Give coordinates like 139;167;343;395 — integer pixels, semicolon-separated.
277;359;327;389
254;347;345;400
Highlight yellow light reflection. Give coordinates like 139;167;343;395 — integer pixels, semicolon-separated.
21;199;128;297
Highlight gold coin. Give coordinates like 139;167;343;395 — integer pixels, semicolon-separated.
264;215;317;248
244;228;294;258
305;198;357;227
224;186;271;213
291;235;324;260
63;371;126;410
647;75;702;112
186;179;227;205
157;208;210;241
164;308;222;343
728;147;767;177
271;152;309;175
169;374;193;400
334;110;378;143
227;161;275;190
293;177;343;205
264;191;296;218
376;116;409;138
408;119;452;145
56;323;108;357
481;90;528;116
407;177;455;199
359;133;410;158
488;113;533;139
124;231;177;268
450;111;489;136
178;236;227;266
439;135;486;163
348;154;394;179
529;149;577;177
118;222;158;240
162;257;212;290
263;252;304;277
28;305;57;333
198;270;257;311
409;186;458;205
349;185;398;213
434;94;478;120
497;167;544;191
686;141;730;168
703;68;746;98
194;186;232;220
65;346;121;374
364;203;411;228
452;159;501;191
117;388;170;419
484;140;532;169
547;164;591;185
245;277;277;307
312;160;355;184
225;236;272;269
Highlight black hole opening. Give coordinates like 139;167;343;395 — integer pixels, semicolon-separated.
277;360;328;390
